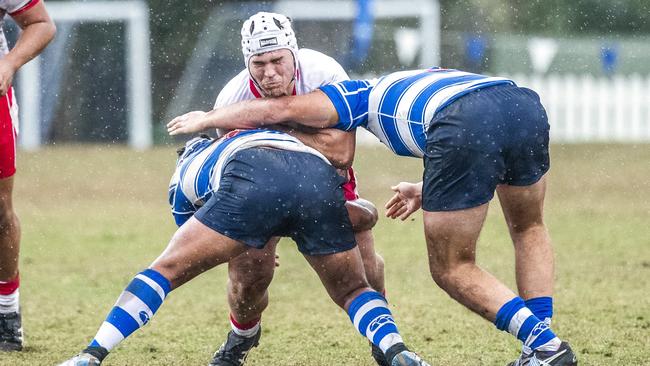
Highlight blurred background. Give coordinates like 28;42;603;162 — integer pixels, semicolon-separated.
5;2;650;365
8;0;650;150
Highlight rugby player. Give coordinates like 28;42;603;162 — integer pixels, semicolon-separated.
0;0;55;351
58;130;430;366
205;12;387;366
168;68;579;366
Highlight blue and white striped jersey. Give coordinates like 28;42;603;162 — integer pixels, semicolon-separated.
319;68;514;158
168;129;328;226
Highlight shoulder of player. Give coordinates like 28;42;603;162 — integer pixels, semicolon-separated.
297;48;343;69
215;69;255;107
296;48;349;90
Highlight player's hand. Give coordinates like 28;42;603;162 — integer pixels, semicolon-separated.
385;181;423;220
167;111;208;135
0;60;17;96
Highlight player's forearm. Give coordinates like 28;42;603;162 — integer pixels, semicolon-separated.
201;91;337;131
202;98;287;130
5;21;56;71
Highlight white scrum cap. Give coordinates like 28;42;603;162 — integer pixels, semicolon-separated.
241;12;298;67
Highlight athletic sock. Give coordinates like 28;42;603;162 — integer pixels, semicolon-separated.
0;275;20;314
87;268;171;352
495;297;561;354
347;291;404;354
230;313;260;338
525;296;553;325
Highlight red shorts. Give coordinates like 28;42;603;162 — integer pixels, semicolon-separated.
0;88;18;179
342;167;359;201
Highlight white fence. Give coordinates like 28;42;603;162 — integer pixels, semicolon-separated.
510;74;650;142
358;74;650;146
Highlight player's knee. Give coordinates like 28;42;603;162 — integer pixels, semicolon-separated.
229;272;273;301
149;260;183;286
427;251;474;289
347;199;378;231
427;257;447;284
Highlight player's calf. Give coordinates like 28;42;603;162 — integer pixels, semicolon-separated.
57;269;172;365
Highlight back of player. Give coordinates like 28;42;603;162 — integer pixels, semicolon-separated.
170;131;356;255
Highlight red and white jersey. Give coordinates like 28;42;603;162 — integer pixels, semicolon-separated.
214;48;361;201
214;48;349;108
0;0;40;56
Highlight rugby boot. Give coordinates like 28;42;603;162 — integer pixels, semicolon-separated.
507;351;532;366
371;341;390;366
208;327;261;366
385;343;431;366
528;342;577;366
57;353;102;366
0;311;23;351
57;346;108;366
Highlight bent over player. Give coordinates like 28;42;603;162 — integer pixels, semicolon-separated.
58;130;430;366
0;0;55;351
168;68;579;366
199;12;387;366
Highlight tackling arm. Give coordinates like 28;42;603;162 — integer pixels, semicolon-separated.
167;90;339;135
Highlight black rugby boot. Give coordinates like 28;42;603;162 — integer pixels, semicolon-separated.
371;341;390;366
0;311;23;351
209;327;261;366
528;341;578;366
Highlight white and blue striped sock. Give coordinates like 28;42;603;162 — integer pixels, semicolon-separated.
347;291;404;353
525;296;553;325
88;268;172;351
495;297;561;354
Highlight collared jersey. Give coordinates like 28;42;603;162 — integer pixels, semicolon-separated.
168;129;329;226
214;48;349;107
320;68;514;158
0;0;40;55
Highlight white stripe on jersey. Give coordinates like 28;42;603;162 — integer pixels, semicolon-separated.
367;70;432;157
366;69;513;157
172;131;329;209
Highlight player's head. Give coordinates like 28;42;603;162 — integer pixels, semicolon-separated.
241;12;298;97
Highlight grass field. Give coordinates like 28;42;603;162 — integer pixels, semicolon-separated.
3;143;649;365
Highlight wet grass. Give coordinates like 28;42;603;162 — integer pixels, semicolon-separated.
3;143;649;365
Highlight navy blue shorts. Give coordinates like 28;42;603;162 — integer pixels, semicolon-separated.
423;84;550;212
194;147;356;256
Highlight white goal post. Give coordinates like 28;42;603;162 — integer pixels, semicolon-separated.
18;1;152;150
